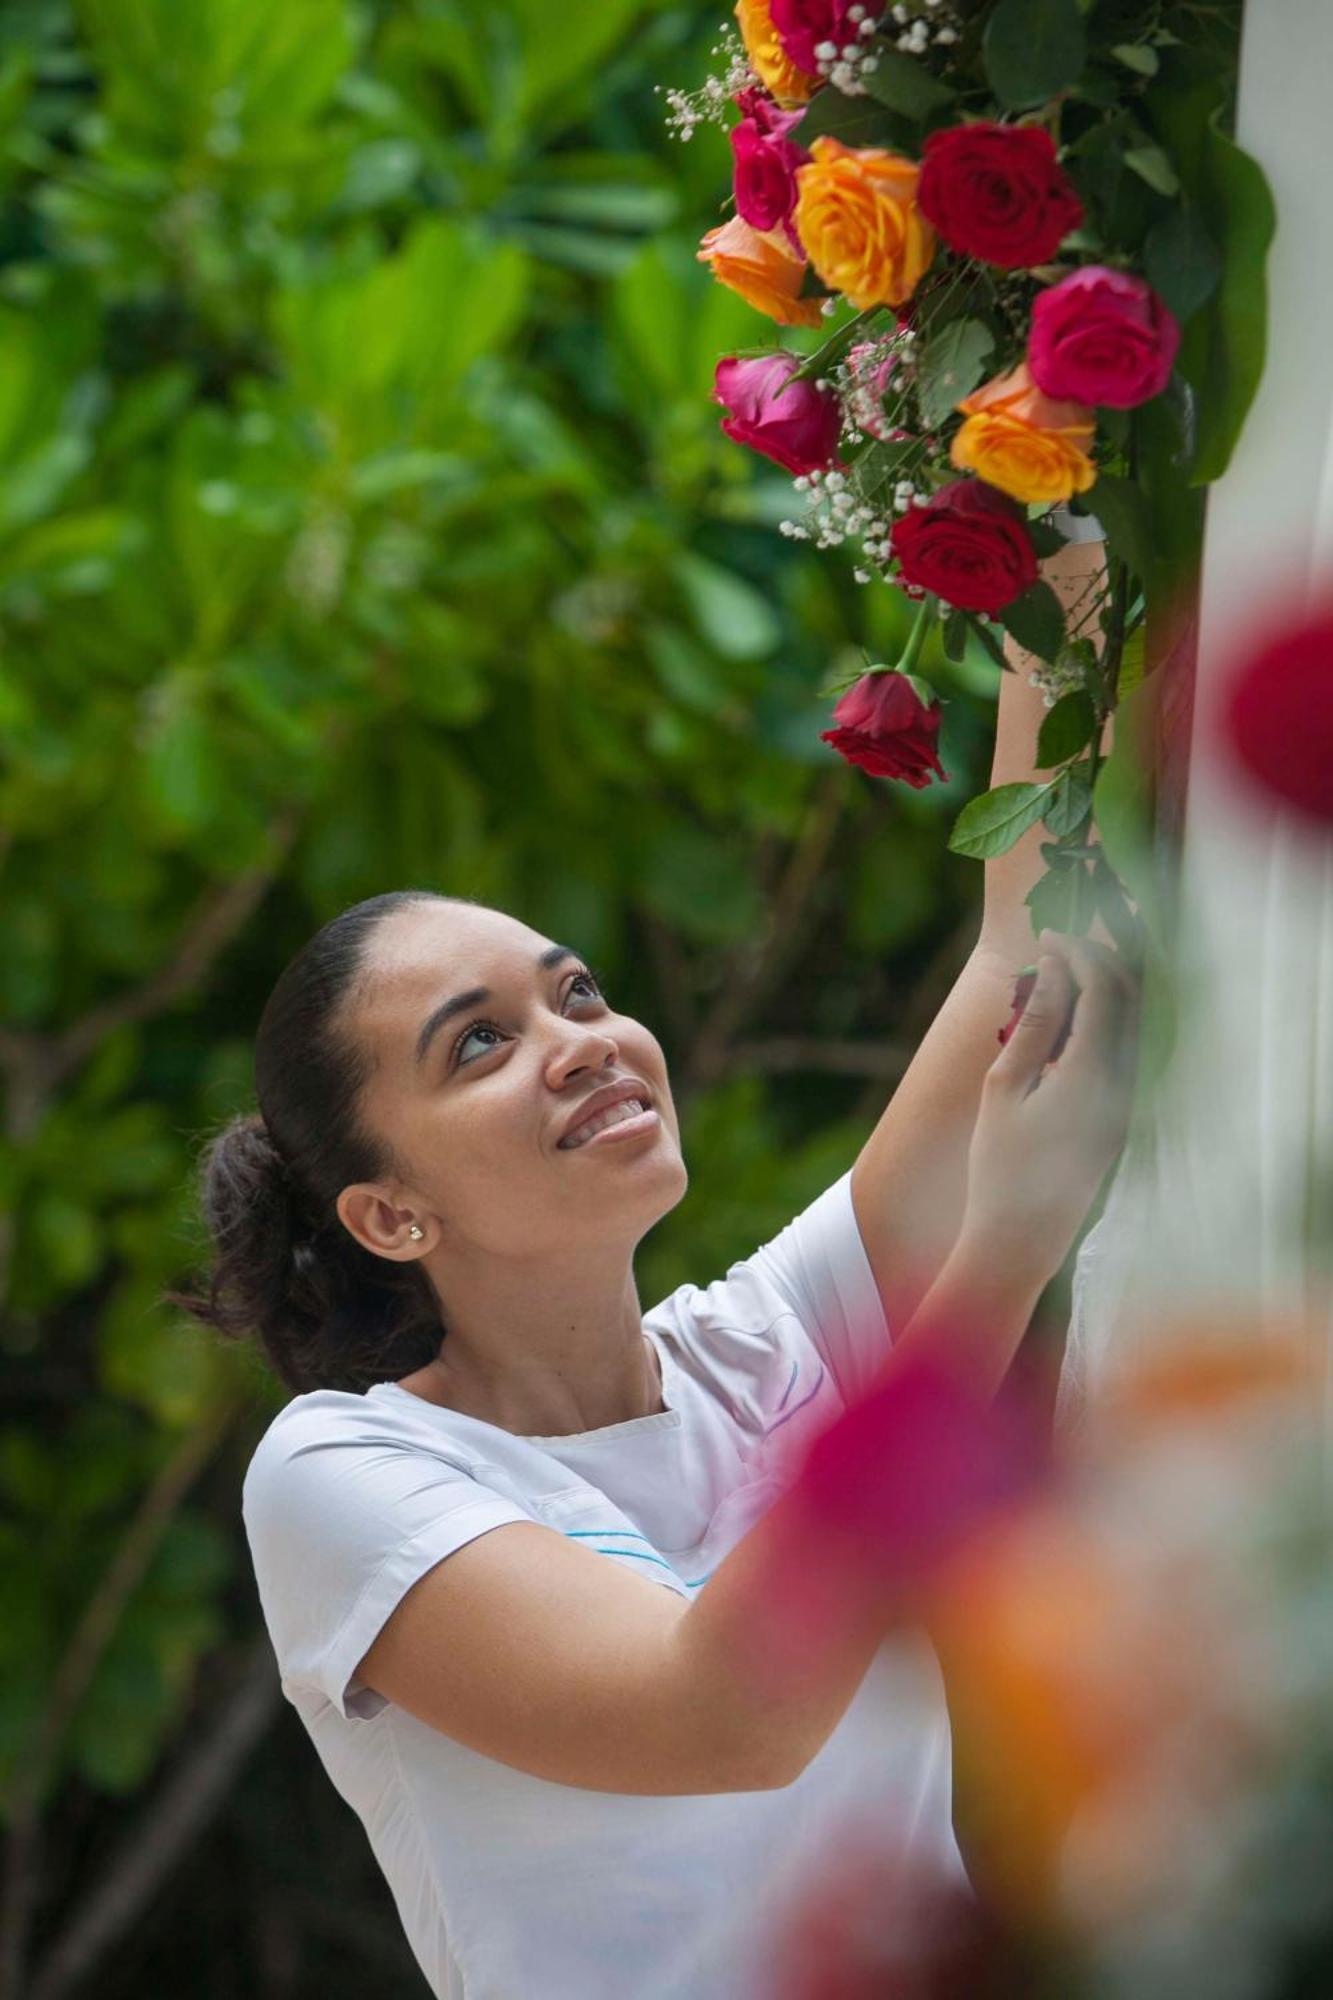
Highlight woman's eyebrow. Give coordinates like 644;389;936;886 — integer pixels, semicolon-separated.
414;945;578;1065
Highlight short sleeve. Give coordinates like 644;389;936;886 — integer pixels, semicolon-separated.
242;1395;531;1721
746;1169;892;1409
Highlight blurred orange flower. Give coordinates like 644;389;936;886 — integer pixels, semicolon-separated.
734;0;818;104
950;360;1097;505
793;137;937;310
697;213;825;327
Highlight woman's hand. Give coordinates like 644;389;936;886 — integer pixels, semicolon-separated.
961;930;1141;1280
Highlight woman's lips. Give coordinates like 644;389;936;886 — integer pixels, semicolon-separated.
560;1105;660;1152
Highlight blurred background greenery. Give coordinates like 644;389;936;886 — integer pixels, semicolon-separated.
0;2;1011;1991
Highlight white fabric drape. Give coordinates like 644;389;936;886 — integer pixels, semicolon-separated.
1059;0;1333;1427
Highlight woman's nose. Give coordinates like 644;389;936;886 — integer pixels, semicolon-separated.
547;1022;619;1086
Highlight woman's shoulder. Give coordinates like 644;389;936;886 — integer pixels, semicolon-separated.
242;1382;476;1513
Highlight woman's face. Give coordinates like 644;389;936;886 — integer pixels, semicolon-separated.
339;900;688;1263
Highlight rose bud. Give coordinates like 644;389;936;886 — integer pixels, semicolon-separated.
820;667;949;788
713;353;842;476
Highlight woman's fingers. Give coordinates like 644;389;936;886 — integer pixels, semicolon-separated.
1044;933;1138;1107
990;950;1076;1091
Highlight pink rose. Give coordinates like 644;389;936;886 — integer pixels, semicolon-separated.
713;352;842;475
730;96;810;241
770;0;885;75
1028;266;1180;410
820;668;949;787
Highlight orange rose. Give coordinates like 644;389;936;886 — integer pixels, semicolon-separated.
792;136;937;311
951;360;1097;505
734;0;817;104
697;213;824;327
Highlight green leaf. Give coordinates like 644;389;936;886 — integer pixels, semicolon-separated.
1043;760;1094;837
672;552;781;659
1178;111;1278;485
1091;853;1142;956
861;47;956;122
1027;514;1066;559
1025;859;1080;937
963;613;1011;673
915;317;994;432
791;88;902;150
942;609;968;663
1084;472;1149;581
983;0;1087;110
1117;618;1147;697
948;780;1054;860
1036;690;1097;767
997;580;1065;664
1142;204;1222;322
1124;143;1180;197
1112;43;1159;76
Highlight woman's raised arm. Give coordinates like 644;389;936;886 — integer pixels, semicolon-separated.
849;532;1112;1336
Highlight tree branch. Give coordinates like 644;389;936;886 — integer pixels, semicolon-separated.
0;1398;238;2000
0;809;299;1144
27;1637;282;2000
683;774;845;1097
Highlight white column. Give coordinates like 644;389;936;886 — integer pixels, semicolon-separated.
1059;0;1333;1424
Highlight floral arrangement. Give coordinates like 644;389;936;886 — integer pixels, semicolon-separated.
751;1322;1333;1995
670;0;1272;942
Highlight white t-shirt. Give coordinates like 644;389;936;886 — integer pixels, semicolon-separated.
242;1170;962;2000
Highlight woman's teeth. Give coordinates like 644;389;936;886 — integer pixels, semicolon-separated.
560;1098;647;1149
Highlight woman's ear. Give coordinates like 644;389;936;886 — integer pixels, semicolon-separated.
336;1185;434;1261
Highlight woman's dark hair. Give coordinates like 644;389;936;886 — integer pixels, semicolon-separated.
175;889;463;1396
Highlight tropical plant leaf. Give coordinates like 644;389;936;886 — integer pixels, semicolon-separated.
983;0;1087;110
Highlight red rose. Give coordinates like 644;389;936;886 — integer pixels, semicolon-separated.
1029;266;1180;409
918;123;1084;269
713;353;842;475
731;100;810;241
1219;599;1333;826
820;668;949;787
770;0;885;75
892;476;1038;614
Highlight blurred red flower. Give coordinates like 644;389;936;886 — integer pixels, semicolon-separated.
1218;597;1333;825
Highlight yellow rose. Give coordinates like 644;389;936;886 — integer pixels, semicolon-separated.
792;136;937;311
733;0;817;106
950;361;1097;505
697;213;825;328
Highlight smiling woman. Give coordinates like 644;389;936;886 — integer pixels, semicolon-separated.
177;882;1134;2000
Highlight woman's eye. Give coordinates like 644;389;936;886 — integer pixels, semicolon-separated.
453;971;604;1069
454;1022;504;1067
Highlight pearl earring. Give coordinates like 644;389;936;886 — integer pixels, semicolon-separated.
408;1224;424;1242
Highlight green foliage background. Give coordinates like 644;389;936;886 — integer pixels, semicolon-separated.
0;2;1002;1990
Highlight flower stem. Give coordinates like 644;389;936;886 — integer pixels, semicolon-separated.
787;304;885;386
896;593;936;678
